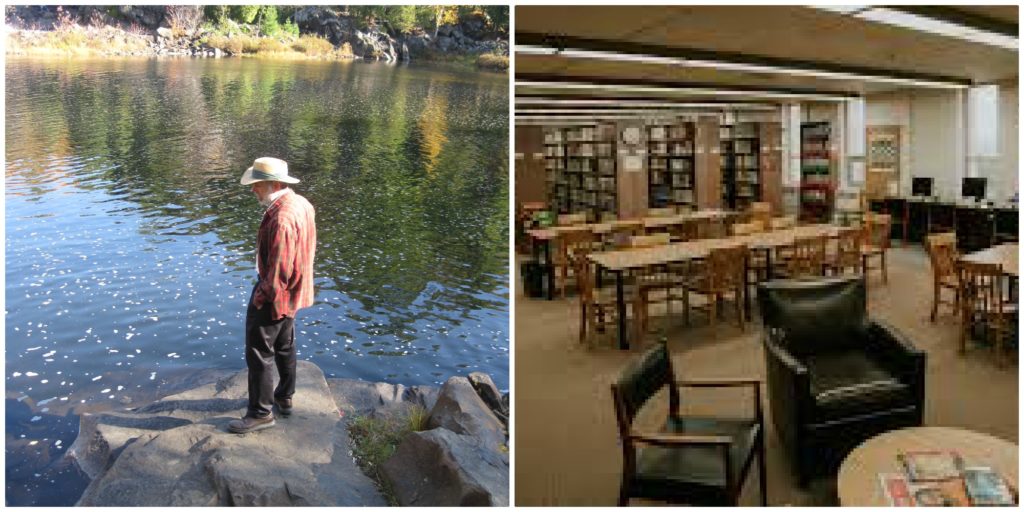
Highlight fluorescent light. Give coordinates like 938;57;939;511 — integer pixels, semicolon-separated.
516;80;853;102
515;98;776;109
815;5;869;15
517;44;968;89
516;107;774;116
855;8;1018;51
812;6;1018;51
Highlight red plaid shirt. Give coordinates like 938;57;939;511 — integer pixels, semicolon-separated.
254;189;317;320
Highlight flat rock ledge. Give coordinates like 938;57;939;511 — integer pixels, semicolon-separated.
67;361;509;507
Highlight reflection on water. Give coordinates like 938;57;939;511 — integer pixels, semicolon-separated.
5;57;508;505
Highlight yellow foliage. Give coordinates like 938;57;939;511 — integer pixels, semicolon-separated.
291;35;334;56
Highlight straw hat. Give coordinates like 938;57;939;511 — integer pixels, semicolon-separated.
239;157;300;185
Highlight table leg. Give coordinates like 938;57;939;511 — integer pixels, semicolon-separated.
744;252;752;318
616;270;628;350
765;247;774;281
544;239;554;301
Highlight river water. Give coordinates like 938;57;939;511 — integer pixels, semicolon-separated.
4;56;509;505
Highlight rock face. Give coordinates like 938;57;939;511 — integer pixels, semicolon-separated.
66;361;509;507
292;6;508;61
381;376;510;506
70;361;385;506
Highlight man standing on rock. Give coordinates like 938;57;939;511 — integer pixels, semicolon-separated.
229;157;317;434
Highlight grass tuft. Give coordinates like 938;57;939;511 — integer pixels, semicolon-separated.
347;405;428;506
476;53;508;71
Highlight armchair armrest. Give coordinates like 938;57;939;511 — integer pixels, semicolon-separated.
631;431;732;446
864;320;926;413
864;320;925;377
762;332;811;452
676;378;762;389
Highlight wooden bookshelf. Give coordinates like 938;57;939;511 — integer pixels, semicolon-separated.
550;123;618;220
646;122;696;210
720;122;762;210
799;121;835;223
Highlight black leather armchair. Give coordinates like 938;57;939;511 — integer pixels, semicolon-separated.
757;276;926;486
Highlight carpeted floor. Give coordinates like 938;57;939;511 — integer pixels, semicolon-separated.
513;245;1018;506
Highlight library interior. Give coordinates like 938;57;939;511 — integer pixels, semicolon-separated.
513;5;1019;507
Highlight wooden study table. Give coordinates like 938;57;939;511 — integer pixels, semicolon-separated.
588;224;854;349
837;426;1018;506
960;243;1018;277
526;210;732;300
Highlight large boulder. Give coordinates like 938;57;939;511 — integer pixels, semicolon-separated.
468;372;508;427
327;378;437;421
427;376;506;450
381;428;509;506
71;361;384;506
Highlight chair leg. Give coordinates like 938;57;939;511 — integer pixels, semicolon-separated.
579;302;587;345
758;439;768;506
881;252;888;284
930;282;939;322
682;289;690;327
736;289;745;332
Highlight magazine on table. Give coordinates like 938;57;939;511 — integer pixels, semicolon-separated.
897;450;964;481
963;467;1015;506
879;473;970;507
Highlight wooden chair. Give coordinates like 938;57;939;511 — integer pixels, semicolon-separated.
575;254;631;348
780;236;827;278
667;219;700;243
629;234;677;341
604;222;644;251
646;207;677;218
683;244;748;331
731;221;765;236
768;215;796;231
554;230;598;298
750;201;772;227
925;232;960;322
611;340;767;506
956;260;1017;367
860;213;891;285
558;212;588;226
825;228;863;277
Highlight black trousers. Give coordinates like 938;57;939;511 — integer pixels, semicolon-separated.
245;284;296;418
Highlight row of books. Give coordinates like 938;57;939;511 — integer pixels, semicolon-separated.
880;450;1014;506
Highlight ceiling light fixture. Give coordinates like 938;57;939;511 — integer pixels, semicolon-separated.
515;44;969;89
515;80;854;102
815;6;1018;51
515;98;777;109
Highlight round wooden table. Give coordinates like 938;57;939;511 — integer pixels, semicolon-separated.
837;427;1018;506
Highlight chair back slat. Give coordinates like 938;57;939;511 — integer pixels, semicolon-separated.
708;244;748;290
787;236;827;277
558;212;588;226
833;228;861;271
926;233;959;282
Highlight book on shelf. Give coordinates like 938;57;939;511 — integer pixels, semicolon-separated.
899;450;965;481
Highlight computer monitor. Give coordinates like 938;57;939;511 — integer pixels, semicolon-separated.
962;177;987;202
911;177;933;197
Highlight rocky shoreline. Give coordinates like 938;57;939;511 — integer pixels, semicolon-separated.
68;360;509;506
5;6;509;67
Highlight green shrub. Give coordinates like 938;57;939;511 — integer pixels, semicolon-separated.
230;5;259;24
280;18;299;39
258;5;279;37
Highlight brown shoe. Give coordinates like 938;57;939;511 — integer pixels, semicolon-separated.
275;397;293;417
228;415;275;434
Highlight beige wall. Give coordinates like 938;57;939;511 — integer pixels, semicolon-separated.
994;80;1019;200
866;89;965;200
